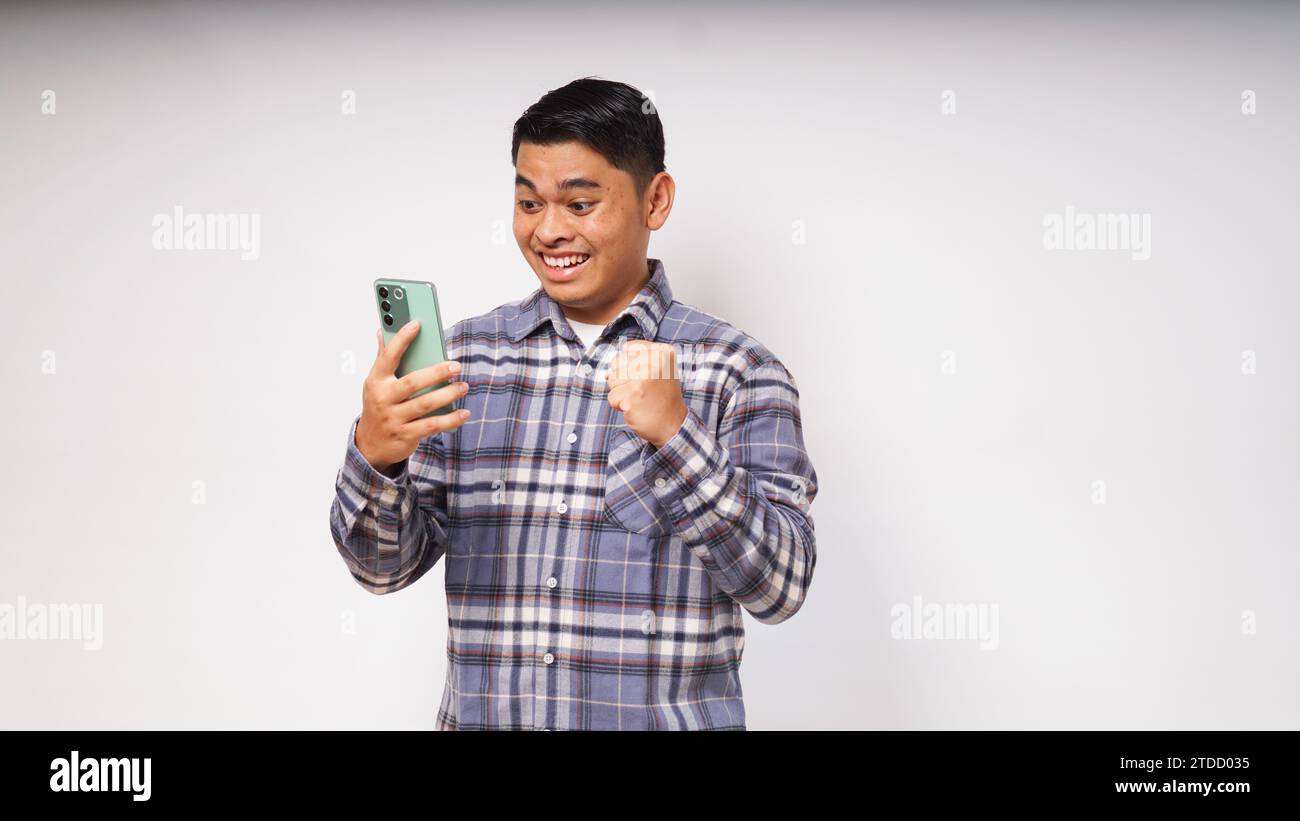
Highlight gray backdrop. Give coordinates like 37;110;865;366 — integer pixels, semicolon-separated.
1;0;1296;729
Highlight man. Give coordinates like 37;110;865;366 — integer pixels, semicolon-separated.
329;77;818;730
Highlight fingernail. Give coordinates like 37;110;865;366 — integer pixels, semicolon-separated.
406;320;419;330
448;361;462;373
459;409;470;419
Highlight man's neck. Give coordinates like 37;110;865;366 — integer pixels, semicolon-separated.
560;259;652;326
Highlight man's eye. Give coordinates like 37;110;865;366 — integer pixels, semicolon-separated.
518;200;539;210
570;202;593;213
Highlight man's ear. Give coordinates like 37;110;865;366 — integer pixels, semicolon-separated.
645;171;675;230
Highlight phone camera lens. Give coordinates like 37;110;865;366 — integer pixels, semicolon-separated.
393;287;404;300
378;286;389;299
381;300;391;312
383;314;394;327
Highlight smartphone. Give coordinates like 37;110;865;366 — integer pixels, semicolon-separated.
373;278;456;416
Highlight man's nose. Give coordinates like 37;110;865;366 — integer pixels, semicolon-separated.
535;204;573;244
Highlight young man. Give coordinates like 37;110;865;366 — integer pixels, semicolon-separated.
329;77;818;730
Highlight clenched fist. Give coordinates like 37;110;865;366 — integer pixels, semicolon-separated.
605;340;687;448
355;319;471;475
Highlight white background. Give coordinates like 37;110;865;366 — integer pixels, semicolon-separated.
1;1;1297;729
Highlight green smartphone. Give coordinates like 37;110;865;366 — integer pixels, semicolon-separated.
373;278;455;416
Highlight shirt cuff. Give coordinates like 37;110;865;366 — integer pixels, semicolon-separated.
640;406;729;524
339;416;410;507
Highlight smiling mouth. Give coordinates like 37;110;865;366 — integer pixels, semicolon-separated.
539;252;591;281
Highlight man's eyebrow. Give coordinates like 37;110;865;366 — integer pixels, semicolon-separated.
515;174;602;192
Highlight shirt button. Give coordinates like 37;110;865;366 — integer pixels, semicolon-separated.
546;576;557;589
654;477;667;489
543;652;554;664
566;432;578;444
578;363;592;377
555;501;568;514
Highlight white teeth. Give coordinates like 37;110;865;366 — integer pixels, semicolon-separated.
543;253;589;268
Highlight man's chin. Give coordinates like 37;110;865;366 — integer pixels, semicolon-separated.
538;278;595;306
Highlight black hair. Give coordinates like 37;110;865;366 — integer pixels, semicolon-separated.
512;77;666;197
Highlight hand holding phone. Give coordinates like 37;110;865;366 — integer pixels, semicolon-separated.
373;279;455;412
354;282;471;473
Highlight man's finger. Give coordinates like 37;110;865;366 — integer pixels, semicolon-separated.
654;343;677;379
607;383;629;412
620;342;659;381
639;343;675;380
377;319;421;376
367;328;388;379
405;407;471;439
607;351;630;384
392;359;462;400
394;379;467;422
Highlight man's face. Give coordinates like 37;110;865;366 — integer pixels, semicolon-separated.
513;140;652;324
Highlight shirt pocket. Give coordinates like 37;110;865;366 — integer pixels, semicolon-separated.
602;430;673;538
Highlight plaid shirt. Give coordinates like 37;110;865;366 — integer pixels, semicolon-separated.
330;258;818;730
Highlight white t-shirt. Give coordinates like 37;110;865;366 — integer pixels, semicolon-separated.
567;320;606;354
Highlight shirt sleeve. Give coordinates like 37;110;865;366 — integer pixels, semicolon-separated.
329;415;451;594
639;358;818;625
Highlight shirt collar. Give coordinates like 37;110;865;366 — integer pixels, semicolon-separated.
505;257;675;343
